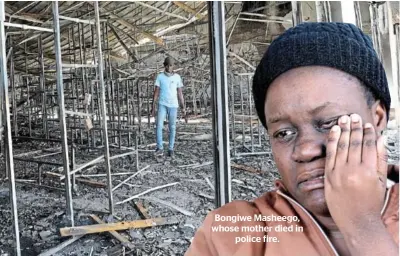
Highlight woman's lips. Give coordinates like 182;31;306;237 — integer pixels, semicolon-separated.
298;175;325;192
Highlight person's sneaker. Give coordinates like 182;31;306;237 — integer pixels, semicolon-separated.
155;148;163;156
168;149;174;158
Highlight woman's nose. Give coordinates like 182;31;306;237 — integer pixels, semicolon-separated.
291;132;325;163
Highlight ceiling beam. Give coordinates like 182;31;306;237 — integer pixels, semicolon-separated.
172;1;206;20
5;13;44;24
108;24;138;63
89;2;164;46
136;1;189;21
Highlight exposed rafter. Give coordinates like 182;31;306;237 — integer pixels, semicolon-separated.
136;1;189;21
108;23;138;63
173;1;206;20
90;2;165;46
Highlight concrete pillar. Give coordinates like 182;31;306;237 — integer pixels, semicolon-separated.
328;1;357;25
316;1;327;22
341;0;357;25
329;1;343;22
291;1;303;26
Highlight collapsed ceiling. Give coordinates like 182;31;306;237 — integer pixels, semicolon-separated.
3;1;292;77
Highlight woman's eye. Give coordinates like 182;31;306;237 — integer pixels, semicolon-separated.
273;130;296;141
320;118;338;129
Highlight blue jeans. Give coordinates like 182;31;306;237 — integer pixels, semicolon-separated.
156;104;178;150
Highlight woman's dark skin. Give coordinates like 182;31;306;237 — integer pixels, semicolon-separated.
264;66;398;256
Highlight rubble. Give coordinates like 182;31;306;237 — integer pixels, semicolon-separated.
1;124;397;254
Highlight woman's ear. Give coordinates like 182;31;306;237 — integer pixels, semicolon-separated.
372;100;387;134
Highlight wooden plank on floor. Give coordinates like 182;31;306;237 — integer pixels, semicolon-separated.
60;215;179;237
133;201;151;219
76;178;106;188
90;214;135;250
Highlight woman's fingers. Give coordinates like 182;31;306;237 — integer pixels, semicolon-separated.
361;123;377;166
325;125;340;172
336;115;351;164
376;135;388;186
348;114;363;164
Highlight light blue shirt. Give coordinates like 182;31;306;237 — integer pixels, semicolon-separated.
155;72;183;108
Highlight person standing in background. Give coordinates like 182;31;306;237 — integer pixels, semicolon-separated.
151;57;186;158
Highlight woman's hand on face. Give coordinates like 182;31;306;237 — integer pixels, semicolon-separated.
324;114;388;232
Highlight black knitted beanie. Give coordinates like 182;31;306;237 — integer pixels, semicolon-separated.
253;22;391;129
